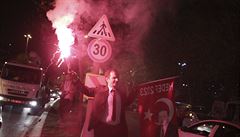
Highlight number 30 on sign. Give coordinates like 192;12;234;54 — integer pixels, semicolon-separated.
87;39;112;63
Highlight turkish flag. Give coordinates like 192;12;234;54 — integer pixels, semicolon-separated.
137;77;177;137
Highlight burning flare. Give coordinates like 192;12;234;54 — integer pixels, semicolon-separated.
46;0;78;67
54;15;75;66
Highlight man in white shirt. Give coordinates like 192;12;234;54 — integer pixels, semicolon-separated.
80;68;137;137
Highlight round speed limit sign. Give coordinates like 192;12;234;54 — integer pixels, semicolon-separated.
87;39;112;63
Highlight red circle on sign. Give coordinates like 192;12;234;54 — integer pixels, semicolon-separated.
87;39;112;63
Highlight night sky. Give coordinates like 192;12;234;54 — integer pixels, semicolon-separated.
0;0;239;107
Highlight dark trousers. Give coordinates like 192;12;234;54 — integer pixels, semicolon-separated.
59;98;72;120
94;122;127;137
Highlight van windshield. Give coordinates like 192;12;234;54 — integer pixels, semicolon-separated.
0;64;42;84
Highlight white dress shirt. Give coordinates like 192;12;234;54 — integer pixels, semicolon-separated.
105;87;121;125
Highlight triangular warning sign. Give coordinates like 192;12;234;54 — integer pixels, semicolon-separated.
88;15;115;42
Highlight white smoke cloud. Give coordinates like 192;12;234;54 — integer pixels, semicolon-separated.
47;0;79;27
46;0;174;77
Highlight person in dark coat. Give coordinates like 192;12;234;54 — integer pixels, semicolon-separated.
59;72;79;122
79;69;136;137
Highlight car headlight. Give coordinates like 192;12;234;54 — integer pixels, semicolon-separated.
0;96;4;101
29;101;37;107
52;93;57;97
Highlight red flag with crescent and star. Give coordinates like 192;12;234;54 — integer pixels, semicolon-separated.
137;76;178;137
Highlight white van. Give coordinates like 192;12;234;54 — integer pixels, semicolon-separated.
0;62;49;111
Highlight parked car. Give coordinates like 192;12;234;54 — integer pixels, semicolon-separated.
208;100;240;126
191;105;211;120
224;100;240;124
179;120;240;137
175;102;200;127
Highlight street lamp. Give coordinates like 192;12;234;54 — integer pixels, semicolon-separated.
24;34;32;55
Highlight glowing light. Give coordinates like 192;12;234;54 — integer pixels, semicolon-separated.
84;35;89;38
182;63;187;67
51;14;75;67
46;0;81;67
29;101;38;107
24;34;32;39
57;28;73;57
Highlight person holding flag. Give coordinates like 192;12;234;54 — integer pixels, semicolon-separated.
79;68;137;137
137;76;178;137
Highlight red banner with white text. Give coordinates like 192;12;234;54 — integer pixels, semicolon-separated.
137;77;177;137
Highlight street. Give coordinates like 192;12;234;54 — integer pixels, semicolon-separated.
0;105;40;137
0;99;140;137
0;0;239;136
1;99;240;137
39;100;140;137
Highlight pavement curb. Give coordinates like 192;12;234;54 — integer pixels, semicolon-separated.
23;99;59;137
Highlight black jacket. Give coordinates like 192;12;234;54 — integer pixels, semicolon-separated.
79;85;137;137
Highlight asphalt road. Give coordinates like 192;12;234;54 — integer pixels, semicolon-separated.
0;100;140;137
38;99;140;137
0;105;40;137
